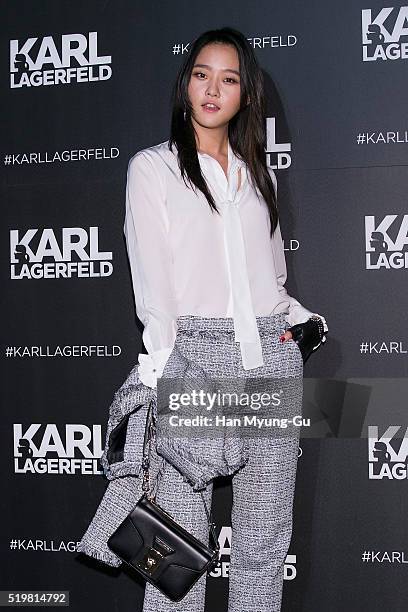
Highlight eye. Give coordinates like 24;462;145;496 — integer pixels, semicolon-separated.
192;72;239;84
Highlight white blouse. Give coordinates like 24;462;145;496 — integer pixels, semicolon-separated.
124;139;328;388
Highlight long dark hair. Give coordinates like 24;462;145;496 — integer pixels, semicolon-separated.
168;27;279;237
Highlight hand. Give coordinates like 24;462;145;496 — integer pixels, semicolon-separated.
279;330;293;342
284;318;324;364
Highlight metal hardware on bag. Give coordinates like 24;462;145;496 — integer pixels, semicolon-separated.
308;315;325;340
136;533;175;576
141;399;158;501
137;547;164;576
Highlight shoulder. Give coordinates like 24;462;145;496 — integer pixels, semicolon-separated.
126;141;175;202
128;140;176;174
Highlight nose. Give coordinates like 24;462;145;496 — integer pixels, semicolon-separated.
206;79;220;98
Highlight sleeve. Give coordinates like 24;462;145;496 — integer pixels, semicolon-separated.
123;151;177;388
269;168;328;347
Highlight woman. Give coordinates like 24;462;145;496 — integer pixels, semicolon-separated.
123;26;328;612
118;27;327;612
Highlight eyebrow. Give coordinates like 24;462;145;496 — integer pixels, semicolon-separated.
193;63;240;77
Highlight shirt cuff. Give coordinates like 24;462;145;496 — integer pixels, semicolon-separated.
137;347;173;389
284;306;315;328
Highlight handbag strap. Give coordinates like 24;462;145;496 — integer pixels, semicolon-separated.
141;399;219;553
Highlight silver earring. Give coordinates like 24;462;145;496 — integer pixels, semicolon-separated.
183;108;187;121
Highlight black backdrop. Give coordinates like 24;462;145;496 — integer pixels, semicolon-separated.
2;1;408;610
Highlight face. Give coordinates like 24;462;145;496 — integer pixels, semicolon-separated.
187;42;245;129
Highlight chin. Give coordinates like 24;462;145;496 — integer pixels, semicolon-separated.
192;109;234;127
195;119;228;130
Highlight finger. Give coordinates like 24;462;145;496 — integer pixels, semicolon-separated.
279;331;293;342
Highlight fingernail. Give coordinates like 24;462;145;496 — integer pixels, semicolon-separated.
279;335;285;342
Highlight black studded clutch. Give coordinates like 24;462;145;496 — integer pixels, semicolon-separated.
288;315;326;364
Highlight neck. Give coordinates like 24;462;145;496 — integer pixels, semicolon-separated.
193;122;229;157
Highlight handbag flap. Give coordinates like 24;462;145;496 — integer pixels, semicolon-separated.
108;495;214;573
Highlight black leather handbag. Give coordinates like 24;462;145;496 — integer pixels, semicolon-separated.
288;315;326;364
107;399;220;602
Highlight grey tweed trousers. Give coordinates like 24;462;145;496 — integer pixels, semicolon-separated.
143;313;303;612
77;313;303;612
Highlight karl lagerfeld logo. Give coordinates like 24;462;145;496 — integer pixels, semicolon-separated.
266;117;292;170
368;426;408;480
9;31;112;88
209;526;296;580
14;423;103;475
362;6;408;61
10;226;113;279
365;214;408;269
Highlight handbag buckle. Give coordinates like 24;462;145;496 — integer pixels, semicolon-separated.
137;546;164;576
136;535;175;576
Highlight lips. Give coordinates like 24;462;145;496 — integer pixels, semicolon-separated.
201;103;220;112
